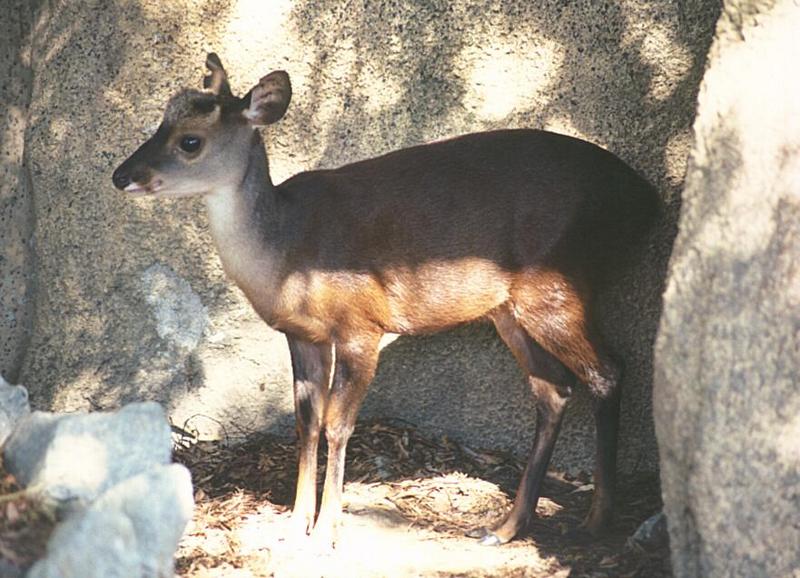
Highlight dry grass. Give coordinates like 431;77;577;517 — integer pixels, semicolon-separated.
172;419;671;578
0;472;56;576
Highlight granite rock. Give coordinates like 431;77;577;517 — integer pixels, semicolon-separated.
654;1;800;575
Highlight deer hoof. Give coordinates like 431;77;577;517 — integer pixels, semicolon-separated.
478;532;504;547
467;527;505;546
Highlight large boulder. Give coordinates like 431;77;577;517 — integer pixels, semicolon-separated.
27;464;194;578
3;401;172;510
654;1;800;576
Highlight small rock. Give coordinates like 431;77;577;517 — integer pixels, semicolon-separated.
372;455;392;480
0;375;30;447
2;402;171;511
627;511;668;552
27;463;194;578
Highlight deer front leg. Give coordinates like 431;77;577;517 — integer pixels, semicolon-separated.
312;333;381;547
287;336;333;536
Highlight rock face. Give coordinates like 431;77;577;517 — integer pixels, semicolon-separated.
3;402;172;510
0;1;36;383
4;1;720;473
654;2;800;576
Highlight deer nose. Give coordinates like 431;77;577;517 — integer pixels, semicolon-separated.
112;168;132;190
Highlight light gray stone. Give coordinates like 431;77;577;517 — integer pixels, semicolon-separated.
0;374;30;446
654;1;800;576
27;464;194;578
2;402;171;510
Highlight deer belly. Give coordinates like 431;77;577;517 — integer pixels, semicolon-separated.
268;263;510;340
383;259;511;333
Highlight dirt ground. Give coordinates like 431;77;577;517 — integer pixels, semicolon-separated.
172;419;670;578
0;418;669;577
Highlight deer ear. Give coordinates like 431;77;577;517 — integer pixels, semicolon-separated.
243;70;292;126
203;52;232;97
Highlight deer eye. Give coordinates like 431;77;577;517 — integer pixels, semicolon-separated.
179;135;203;154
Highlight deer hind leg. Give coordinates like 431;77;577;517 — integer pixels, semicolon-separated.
511;272;621;537
287;336;333;536
582;376;620;535
479;305;576;545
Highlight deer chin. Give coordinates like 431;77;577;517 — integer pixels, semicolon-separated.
127;181;206;199
152;187;209;199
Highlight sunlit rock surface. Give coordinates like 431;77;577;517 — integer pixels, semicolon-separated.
655;1;800;575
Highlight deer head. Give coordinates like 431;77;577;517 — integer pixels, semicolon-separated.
112;53;291;198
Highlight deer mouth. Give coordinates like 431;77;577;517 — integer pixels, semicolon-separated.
124;179;163;196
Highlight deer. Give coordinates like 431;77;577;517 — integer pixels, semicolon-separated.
112;53;660;548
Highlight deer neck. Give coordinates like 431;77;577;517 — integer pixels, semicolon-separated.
204;131;285;317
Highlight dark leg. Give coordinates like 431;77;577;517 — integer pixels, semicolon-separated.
483;306;575;545
582;385;621;534
530;313;620;536
312;332;381;546
511;272;621;538
286;336;333;536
